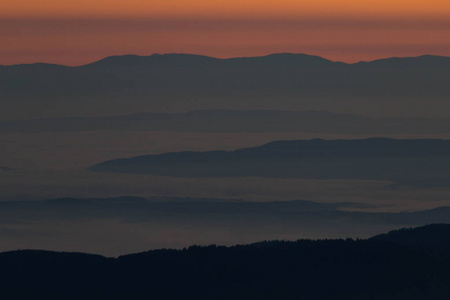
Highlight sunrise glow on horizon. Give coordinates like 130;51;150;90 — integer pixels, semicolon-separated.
3;0;450;19
2;0;450;65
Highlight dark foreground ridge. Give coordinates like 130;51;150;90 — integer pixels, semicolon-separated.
1;224;450;300
89;138;450;183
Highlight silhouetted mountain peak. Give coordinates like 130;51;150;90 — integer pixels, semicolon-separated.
88;54;143;66
230;53;335;65
81;52;337;70
1;62;68;70
86;53;217;68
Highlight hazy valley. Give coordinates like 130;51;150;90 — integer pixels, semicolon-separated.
1;53;450;299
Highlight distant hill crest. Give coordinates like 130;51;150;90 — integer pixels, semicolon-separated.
2;53;450;121
3;53;449;68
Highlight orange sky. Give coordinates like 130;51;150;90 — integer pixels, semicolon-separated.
3;0;450;18
1;0;450;65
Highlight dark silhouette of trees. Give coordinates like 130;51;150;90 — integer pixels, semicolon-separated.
1;225;450;300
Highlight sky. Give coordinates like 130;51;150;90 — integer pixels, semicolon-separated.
1;0;450;65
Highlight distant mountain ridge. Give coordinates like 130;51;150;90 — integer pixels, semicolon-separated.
3;53;448;68
89;138;450;182
1;53;450;121
0;53;339;68
1;110;450;134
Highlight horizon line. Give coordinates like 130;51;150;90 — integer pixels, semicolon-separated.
1;52;448;68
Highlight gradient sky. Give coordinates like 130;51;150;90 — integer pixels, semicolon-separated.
1;0;450;65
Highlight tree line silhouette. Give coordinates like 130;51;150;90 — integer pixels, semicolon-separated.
1;224;449;299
